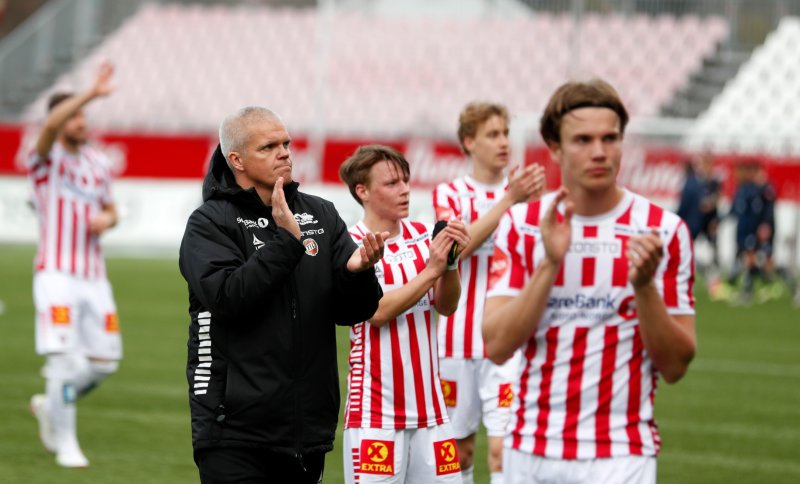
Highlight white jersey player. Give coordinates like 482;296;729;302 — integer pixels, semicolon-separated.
483;80;696;484
27;62;122;468
340;145;471;483
433;102;544;484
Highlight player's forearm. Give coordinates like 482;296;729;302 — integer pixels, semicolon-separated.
459;196;513;258
36;91;96;157
634;283;696;384
432;269;461;316
483;258;559;364
368;267;439;327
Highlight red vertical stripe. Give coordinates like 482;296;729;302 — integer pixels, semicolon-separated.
70;201;78;275
410;244;427;277
382;258;395;286
368;324;383;428
55;198;64;271
512;337;538;450
463;256;478;358
444;313;455;358
424;311;446;425
554;263;565;286
84;204;92;278
581;225;598;287
626;326;644;455
612;235;630;287
524;234;536;277
405;313;428;428
646;203;664;228
533;327;560;455
663;228;681;308
389;320;406;429
507;224;524;290
595;325;619;457
615;201;633;225
562;327;589;459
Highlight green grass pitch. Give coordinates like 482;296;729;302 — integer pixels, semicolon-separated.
0;244;798;483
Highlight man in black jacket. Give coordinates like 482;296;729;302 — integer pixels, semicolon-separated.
179;107;386;483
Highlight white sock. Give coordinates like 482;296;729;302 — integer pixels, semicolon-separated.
490;471;504;484
461;465;474;484
46;377;79;451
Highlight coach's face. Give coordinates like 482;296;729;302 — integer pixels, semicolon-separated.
548;107;622;194
232;117;292;189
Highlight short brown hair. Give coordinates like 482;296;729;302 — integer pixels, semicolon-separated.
339;144;410;205
457;102;509;154
47;92;73;112
539;79;629;144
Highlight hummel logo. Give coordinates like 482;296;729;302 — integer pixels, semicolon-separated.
253;234;265;250
294;212;318;225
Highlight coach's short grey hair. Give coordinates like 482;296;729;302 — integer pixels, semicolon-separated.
218;107;282;170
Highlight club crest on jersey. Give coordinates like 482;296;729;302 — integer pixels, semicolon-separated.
498;383;513;408
253;234;265;250
258;218;269;228
294;212;318;225
303;238;319;256
441;379;457;407
359;440;394;475
433;439;461;475
488;247;510;289
105;313;120;333
51;306;71;325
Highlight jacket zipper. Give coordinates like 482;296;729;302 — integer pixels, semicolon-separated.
290;279;304;469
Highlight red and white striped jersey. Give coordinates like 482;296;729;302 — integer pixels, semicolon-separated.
344;220;450;430
27;143;113;280
433;175;507;359
487;189;695;459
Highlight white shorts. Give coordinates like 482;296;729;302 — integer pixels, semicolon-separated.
343;424;464;484
439;353;520;438
33;272;122;359
503;448;656;484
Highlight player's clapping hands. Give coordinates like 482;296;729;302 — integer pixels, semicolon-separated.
540;187;573;265
347;231;389;273
627;227;663;288
506;163;546;204
428;219;470;275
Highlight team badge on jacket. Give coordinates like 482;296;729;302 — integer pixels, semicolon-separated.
303;238;319;256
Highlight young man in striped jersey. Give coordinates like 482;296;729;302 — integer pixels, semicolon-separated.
433;102;544;484
483;80;696;484
27;62;122;468
340;145;471;483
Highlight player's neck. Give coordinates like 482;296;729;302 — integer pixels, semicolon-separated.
470;161;504;185
58;136;81;154
363;213;401;239
568;185;625;216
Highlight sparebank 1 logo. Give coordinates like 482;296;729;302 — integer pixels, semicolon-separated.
359;440;394;475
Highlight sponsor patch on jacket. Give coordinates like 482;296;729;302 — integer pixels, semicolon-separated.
303;238;319;256
441;379;457;407
51;306;71;325
498;382;513;408
359;440;394;475
433;439;461;475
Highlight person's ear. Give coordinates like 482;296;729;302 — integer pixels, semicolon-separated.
355;183;368;203
463;136;475;155
229;152;244;172
546;140;562;166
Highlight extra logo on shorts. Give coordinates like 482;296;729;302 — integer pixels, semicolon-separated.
441;379;457;407
105;313;120;333
433;439;461;475
51;306;71;325
498;382;513;408
359;440;394;475
303;238;319;256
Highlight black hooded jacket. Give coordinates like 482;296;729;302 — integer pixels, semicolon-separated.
179;146;382;457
